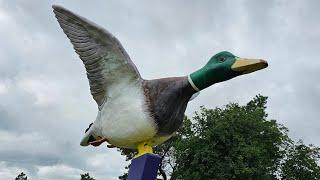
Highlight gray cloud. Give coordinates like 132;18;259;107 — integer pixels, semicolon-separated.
0;0;319;179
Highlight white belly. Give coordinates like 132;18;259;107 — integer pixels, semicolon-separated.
96;81;157;148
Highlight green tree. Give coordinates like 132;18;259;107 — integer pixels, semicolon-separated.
15;172;27;180
171;95;290;179
80;173;95;180
281;140;320;179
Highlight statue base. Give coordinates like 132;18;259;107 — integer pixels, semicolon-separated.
127;153;161;180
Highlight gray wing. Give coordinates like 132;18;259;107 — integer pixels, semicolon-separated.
52;5;141;107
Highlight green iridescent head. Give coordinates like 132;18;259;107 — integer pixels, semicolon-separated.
188;51;268;91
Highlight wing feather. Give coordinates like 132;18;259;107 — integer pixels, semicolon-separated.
52;5;141;107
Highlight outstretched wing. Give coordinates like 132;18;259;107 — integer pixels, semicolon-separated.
52;5;141;107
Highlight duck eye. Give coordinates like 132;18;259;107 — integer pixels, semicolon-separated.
218;57;226;62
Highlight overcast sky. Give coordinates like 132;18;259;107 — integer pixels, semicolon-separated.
0;0;320;179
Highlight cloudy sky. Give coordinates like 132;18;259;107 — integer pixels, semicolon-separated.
0;0;320;179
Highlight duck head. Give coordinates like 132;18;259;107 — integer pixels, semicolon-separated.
188;51;268;91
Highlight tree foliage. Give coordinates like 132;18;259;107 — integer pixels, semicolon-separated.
118;95;320;180
281;140;320;179
80;173;95;180
171;95;290;179
15;172;27;180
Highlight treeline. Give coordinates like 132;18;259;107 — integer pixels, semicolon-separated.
15;172;95;180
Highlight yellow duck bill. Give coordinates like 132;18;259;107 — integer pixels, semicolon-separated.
231;57;268;74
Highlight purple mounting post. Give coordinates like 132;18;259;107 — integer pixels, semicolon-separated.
127;153;161;180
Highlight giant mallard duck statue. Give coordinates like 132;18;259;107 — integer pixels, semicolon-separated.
52;5;268;157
